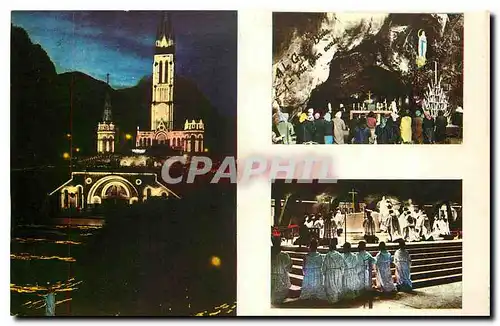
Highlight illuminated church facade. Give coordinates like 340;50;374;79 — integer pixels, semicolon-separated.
135;13;205;153
49;13;208;211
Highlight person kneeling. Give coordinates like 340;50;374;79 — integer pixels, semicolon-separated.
394;239;413;292
322;238;344;304
375;242;397;293
299;239;326;301
342;242;361;300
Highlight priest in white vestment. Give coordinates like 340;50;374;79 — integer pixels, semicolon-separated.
334;209;344;233
375;242;396;292
388;210;403;242
304;216;314;229
299;239;326;300
357;241;376;292
271;237;292;304
406;213;420;242
342;242;361;299
322;238;345;303
314;215;325;239
377;197;389;232
394;240;412;292
398;210;409;239
416;210;433;240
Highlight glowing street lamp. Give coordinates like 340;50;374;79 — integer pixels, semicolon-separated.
63;152;70;160
125;133;132;140
210;256;221;268
75;147;80;153
66;134;71;139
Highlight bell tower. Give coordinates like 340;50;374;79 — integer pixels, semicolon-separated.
151;12;175;132
97;74;116;153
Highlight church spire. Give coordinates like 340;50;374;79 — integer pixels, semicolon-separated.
155;12;175;54
103;73;112;122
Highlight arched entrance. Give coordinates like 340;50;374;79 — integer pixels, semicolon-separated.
87;176;139;206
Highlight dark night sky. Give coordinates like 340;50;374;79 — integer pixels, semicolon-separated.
11;11;237;116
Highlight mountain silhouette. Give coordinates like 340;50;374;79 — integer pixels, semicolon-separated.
11;25;234;169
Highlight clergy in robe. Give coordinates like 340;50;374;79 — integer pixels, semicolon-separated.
388;210;403;242
271;236;292;305
415;210;432;241
314;214;325;239
398;210;410;240
363;211;376;237
342;242;361;300
322;238;345;304
324;212;333;240
304;215;314;229
375;242;396;292
406;213;420;242
334;209;344;235
357;241;376;292
394;240;412;292
377;198;390;232
299;239;326;300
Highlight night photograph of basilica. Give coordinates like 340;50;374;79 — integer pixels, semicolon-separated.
11;11;237;316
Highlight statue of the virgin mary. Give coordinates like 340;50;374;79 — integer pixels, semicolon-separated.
416;30;427;68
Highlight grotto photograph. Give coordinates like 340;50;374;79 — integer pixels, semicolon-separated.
271;13;463;145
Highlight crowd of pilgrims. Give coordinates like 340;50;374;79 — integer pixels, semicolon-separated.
271;102;463;145
271;237;412;305
293;199;458;246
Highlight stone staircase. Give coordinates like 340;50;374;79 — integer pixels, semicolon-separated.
283;240;462;299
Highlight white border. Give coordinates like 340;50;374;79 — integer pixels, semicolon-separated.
236;11;490;316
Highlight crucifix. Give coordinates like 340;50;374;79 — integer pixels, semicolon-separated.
367;91;372;102
348;188;358;213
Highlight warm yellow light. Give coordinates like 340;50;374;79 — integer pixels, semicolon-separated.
210;256;221;268
66;134;71;138
204;148;209;152
75;148;80;152
63;152;70;159
125;134;132;140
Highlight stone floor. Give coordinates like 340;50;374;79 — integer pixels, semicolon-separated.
279;282;462;310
